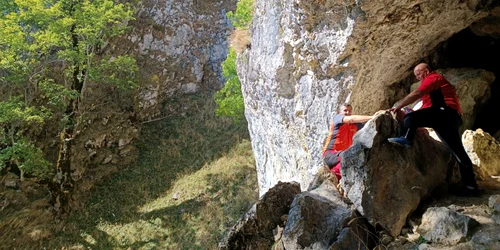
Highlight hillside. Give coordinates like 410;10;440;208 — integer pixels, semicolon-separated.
1;93;258;250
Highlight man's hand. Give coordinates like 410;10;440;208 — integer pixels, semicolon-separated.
389;107;400;114
374;110;386;116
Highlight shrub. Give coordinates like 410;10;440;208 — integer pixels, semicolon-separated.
215;0;254;122
215;48;245;123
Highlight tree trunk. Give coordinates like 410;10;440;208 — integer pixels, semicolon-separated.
49;19;83;217
50;130;74;217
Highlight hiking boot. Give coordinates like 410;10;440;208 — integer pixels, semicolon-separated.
387;137;412;148
451;185;482;197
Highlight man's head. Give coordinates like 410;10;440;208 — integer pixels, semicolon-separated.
414;63;431;81
338;103;352;116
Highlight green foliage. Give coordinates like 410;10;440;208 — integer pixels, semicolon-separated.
412;235;429;250
0;139;51;176
0;0;136;97
0;0;137;179
0;2;17;17
39;80;79;108
215;48;245;123
215;0;254;122
0;96;51;126
0;97;51;175
89;56;139;90
226;0;254;29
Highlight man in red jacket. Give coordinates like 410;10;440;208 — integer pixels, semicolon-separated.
322;103;376;181
388;63;480;196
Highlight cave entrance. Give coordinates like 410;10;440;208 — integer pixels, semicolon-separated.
429;22;500;138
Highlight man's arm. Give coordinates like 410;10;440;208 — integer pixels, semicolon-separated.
391;89;424;112
342;115;373;124
341;110;386;124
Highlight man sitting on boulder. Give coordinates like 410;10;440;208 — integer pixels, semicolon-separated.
322;103;378;181
387;63;480;196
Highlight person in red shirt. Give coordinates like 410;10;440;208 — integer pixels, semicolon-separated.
322;103;376;181
388;63;480;196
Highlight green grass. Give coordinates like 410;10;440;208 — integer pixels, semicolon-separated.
47;92;258;249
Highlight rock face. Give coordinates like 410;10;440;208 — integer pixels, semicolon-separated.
237;0;362;195
240;0;498;195
74;0;237;178
463;129;500;179
129;0;236;119
470;7;500;38
70;0;237;173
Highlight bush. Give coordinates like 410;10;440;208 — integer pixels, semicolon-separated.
215;0;254;123
215;48;245;123
226;0;254;29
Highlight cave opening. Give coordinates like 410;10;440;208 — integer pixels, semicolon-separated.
429;24;500;137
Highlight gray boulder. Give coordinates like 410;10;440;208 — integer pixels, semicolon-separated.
341;112;456;237
282;180;374;250
417;207;478;245
219;181;301;250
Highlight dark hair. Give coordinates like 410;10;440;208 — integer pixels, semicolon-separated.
338;103;351;111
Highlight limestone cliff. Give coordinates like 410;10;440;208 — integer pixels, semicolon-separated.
129;0;237;119
239;0;500;194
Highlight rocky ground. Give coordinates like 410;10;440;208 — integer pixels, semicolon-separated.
383;176;500;250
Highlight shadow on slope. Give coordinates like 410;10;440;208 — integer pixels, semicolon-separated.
46;92;258;250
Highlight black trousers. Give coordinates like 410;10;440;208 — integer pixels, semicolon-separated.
403;107;477;187
323;150;341;168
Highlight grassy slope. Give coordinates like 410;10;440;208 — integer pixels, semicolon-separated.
48;92;258;249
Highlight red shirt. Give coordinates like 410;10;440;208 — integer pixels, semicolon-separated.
323;114;361;153
417;72;462;114
331;123;358;151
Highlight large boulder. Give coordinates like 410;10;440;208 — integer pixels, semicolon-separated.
463;129;500;180
282;180;374;250
219;182;301;250
341;112;456;237
417;207;479;245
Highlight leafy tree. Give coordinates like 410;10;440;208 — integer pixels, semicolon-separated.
215;0;254;123
0;97;51;179
226;0;254;29
215;48;245;123
0;0;137;214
